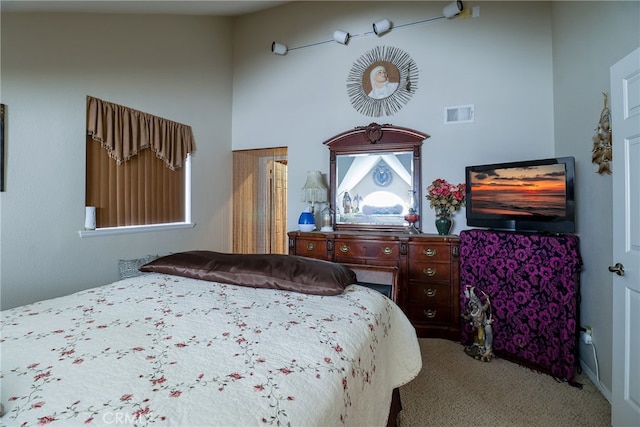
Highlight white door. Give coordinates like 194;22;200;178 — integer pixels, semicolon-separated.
610;47;640;427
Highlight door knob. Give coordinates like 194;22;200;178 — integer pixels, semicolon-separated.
608;263;625;276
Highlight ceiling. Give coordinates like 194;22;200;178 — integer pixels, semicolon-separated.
0;1;291;16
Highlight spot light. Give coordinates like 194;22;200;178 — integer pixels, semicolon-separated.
333;29;350;45
372;18;392;36
271;41;288;55
443;1;464;18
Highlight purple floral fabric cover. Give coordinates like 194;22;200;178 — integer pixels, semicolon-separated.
459;229;582;384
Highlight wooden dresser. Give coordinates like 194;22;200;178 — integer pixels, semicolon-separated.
288;230;460;340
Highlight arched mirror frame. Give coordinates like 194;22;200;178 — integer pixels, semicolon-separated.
323;123;429;232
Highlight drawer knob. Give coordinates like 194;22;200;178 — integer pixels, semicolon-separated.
424;288;437;297
382;247;393;255
423;267;437;277
339;245;350;253
423;248;437;257
424;309;437;318
306;242;315;251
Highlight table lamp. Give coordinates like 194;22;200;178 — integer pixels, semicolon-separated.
299;171;328;231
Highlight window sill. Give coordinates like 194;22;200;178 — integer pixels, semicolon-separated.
78;222;195;238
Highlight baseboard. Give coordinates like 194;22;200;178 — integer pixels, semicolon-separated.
579;359;612;403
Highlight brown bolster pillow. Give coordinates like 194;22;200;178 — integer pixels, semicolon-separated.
139;251;356;296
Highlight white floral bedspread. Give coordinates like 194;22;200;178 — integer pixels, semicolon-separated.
1;273;421;426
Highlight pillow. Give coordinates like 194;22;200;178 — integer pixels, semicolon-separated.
118;254;160;279
139;251;356;296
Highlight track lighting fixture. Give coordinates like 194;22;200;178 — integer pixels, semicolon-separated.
271;1;468;55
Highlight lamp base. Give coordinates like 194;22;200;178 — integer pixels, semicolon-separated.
404;223;421;235
320;226;334;232
404;209;420;235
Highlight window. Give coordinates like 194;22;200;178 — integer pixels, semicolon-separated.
84;96;195;233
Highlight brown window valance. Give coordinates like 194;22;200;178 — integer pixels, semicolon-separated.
86;95;195;170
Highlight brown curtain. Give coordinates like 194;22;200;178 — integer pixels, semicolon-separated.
85;96;192;228
86;95;195;170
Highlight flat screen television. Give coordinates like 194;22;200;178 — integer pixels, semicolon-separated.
465;156;575;234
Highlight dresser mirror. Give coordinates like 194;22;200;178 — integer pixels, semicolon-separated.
323;123;428;232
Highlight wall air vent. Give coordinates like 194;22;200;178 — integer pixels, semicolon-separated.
444;104;474;124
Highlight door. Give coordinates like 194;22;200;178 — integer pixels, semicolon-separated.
232;148;288;254
610;47;640;427
269;159;288;254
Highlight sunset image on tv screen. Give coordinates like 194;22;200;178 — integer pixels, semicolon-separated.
470;163;566;216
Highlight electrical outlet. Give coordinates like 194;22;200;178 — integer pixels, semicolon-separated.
581;331;593;344
581;325;593;336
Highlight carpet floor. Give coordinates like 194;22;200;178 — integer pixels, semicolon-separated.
399;338;610;427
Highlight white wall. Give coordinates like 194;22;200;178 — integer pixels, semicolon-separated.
0;13;234;309
232;1;556;233
551;0;640;399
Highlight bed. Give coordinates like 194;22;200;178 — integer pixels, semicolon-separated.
0;251;422;426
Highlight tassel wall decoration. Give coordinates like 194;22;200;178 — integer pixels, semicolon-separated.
592;92;612;174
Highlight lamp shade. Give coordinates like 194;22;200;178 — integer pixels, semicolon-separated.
373;18;392;36
333;30;350;45
271;41;288;55
443;1;464;18
301;171;328;204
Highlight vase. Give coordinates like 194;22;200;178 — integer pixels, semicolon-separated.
435;215;452;235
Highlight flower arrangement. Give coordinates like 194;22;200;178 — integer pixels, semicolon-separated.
426;178;466;217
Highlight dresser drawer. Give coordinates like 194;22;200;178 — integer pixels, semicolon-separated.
409;243;451;262
407;303;452;324
294;238;329;260
408;262;451;282
334;240;400;260
407;282;451;304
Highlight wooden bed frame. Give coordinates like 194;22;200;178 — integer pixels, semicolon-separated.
342;263;404;426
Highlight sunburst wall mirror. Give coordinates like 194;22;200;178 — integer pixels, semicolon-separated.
347;46;418;117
